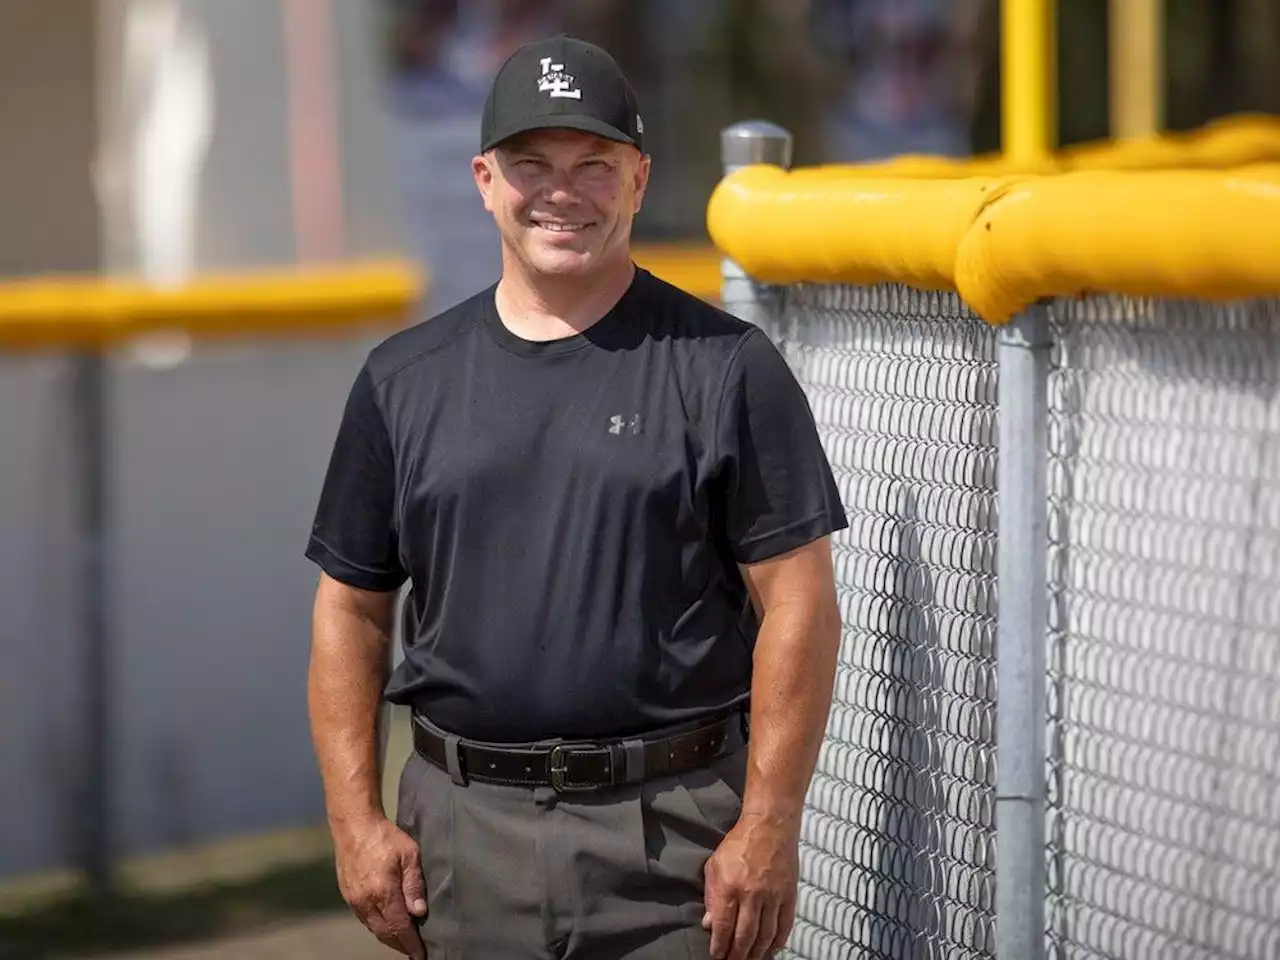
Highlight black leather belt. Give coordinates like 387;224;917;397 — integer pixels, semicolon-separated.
411;709;748;793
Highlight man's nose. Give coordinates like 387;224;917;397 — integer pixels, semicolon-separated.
542;168;577;203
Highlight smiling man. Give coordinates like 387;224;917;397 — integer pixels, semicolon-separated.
305;35;846;960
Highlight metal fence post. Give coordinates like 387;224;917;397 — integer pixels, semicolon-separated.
996;304;1052;959
719;121;792;338
72;349;113;892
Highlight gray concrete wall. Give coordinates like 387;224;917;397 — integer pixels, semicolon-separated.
0;0;412;879
0;355;87;877
107;335;380;859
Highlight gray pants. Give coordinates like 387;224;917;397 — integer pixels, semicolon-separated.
394;725;749;959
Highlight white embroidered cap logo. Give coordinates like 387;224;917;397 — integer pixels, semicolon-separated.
538;57;582;100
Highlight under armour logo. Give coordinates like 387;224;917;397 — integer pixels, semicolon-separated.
538;57;582;100
609;414;642;435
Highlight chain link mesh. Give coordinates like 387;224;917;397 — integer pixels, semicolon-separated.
763;284;1280;960
768;284;1000;960
1045;297;1280;960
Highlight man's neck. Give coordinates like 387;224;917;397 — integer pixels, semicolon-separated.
494;256;636;343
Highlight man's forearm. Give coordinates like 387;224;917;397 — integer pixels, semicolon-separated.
740;599;841;826
308;585;394;829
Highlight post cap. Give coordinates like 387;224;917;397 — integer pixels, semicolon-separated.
721;121;793;170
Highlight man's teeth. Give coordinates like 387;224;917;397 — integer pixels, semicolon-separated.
537;222;584;232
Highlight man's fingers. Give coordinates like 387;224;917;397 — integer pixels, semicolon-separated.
374;929;410;955
702;859;720;932
770;887;797;953
400;847;428;917
381;898;427;960
709;895;739;960
727;895;762;960
395;925;427;960
748;899;779;960
359;904;407;955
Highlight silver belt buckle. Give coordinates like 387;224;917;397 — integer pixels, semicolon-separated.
548;743;604;793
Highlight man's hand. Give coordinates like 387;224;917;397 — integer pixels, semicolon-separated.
309;575;417;953
334;816;429;959
701;812;800;960
701;537;838;959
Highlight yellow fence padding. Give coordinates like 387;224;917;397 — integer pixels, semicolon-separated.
1060;113;1280;172
957;168;1280;323
824;112;1280;181
814;153;1040;181
707;165;1029;292
0;260;423;351
708;164;1280;325
0;244;728;352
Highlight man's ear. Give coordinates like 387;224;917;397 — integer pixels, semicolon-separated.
632;153;652;214
472;153;496;213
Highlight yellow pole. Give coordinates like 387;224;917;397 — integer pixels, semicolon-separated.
1110;0;1164;139
1002;0;1057;164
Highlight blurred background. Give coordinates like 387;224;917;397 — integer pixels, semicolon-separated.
1;1;1278;958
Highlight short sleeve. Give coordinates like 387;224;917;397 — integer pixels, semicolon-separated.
715;329;848;563
304;364;407;591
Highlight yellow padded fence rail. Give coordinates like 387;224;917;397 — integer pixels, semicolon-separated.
707;164;1280;326
825;112;1280;180
0;260;423;351
0;246;725;352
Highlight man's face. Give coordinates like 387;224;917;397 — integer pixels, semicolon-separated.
473;129;650;278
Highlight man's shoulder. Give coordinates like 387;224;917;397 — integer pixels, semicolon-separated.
638;269;757;356
364;286;492;387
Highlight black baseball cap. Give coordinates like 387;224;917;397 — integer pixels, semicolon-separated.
480;36;643;154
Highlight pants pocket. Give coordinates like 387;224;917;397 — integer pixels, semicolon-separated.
641;748;748;865
396;753;459;955
638;748;749;938
395;752;424;832
678;746;748;839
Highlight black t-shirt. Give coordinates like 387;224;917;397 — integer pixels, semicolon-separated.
305;267;847;742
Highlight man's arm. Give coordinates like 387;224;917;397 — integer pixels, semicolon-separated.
702;537;842;960
309;572;397;826
739;536;841;824
309;572;427;959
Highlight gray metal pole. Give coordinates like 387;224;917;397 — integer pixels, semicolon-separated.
718;121;792;338
995;304;1052;960
72;349;112;891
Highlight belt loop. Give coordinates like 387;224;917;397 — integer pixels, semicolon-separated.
739;706;751;744
444;734;467;786
622;738;646;785
607;743;624;787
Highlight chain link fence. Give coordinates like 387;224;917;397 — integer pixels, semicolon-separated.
757;284;1280;960
769;284;1000;960
1045;297;1280;960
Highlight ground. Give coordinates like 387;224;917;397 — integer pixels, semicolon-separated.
93;913;387;960
0;830;357;960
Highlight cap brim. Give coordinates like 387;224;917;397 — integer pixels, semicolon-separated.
482;114;638;153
